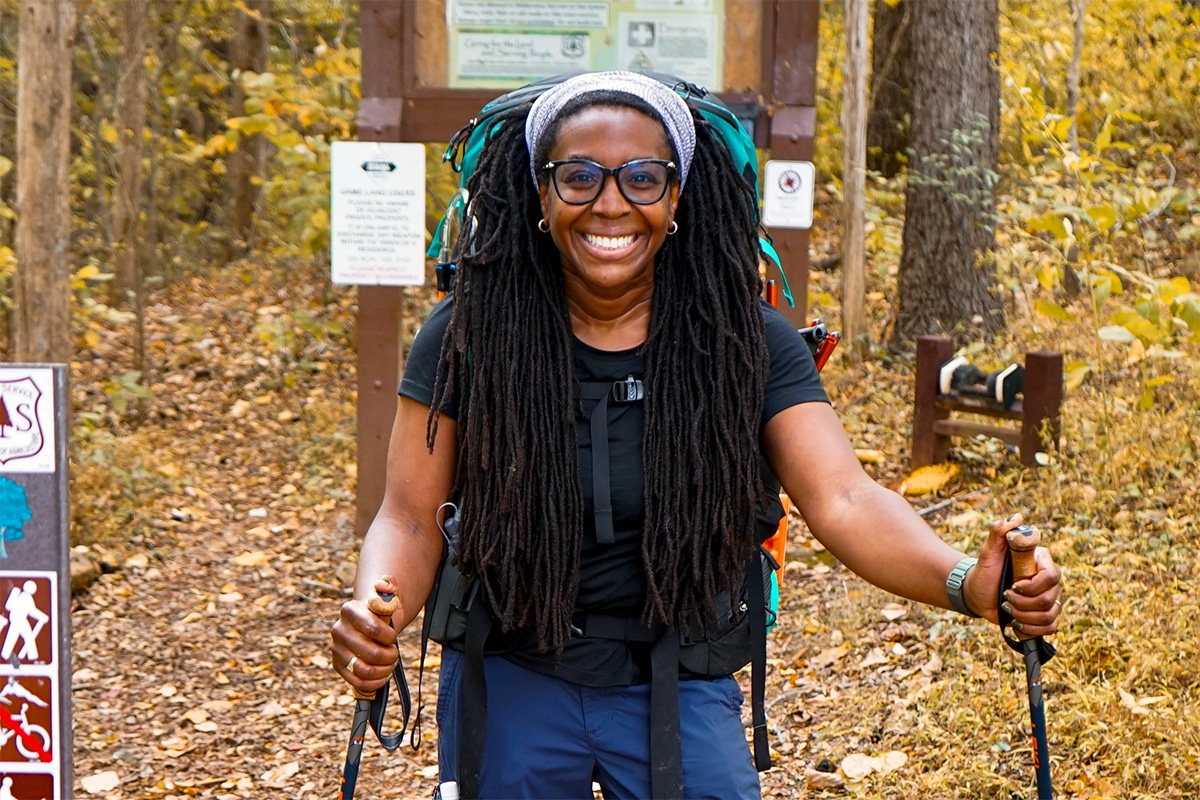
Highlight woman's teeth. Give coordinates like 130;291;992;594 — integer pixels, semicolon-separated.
585;234;634;250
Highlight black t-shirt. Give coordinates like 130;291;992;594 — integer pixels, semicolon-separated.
400;296;829;684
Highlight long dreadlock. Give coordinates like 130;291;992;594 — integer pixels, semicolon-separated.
428;95;770;654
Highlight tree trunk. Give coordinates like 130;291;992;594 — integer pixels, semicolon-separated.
80;24;113;252
0;4;12;249
111;1;148;316
13;0;76;364
226;0;270;261
1066;0;1086;153
888;0;1001;352
842;0;869;357
867;0;912;178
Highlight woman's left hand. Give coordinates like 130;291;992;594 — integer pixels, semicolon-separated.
964;514;1063;635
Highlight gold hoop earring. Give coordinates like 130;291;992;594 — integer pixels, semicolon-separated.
538;218;550;233
666;220;679;236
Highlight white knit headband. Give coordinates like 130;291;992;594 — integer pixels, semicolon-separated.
524;71;697;190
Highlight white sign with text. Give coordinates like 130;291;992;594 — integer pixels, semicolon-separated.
330;141;427;286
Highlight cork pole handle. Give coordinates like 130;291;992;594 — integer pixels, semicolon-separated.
1006;525;1041;641
1006;524;1041;582
353;574;401;701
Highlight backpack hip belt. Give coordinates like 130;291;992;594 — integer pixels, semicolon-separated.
424;547;773;800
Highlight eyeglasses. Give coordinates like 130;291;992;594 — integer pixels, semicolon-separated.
542;158;676;206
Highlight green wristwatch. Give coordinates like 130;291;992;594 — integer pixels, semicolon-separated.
946;556;980;618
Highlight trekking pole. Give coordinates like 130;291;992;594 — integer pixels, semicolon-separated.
338;576;401;800
1006;526;1054;800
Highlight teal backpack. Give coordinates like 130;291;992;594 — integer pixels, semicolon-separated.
425;71;795;308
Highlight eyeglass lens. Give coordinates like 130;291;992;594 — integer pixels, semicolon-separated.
548;159;673;205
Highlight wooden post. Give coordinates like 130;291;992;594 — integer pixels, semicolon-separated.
355;0;407;536
766;1;820;327
1019;351;1064;466
842;0;869;358
911;336;955;468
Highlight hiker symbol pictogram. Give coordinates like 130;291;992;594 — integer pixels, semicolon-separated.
0;579;51;670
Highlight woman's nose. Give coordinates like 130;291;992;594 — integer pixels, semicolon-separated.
590;174;630;215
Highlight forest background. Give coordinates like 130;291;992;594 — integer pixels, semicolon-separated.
0;0;1199;798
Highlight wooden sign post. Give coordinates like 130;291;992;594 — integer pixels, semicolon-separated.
354;0;821;533
0;365;72;798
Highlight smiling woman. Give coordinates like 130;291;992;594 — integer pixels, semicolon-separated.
330;70;1063;800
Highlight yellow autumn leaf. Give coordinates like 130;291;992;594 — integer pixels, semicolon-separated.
182;707;208;725
810;643;851;667
81;771;121;794
841;750;907;781
898;463;959;496
1119;687;1169;715
1065;361;1092;392
233;551;269;567
855;449;884;465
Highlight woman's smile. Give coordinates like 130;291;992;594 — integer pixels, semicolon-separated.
583;232;636;251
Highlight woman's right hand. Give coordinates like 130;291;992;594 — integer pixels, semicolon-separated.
330;575;403;695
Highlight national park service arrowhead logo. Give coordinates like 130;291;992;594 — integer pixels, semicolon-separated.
0;377;44;468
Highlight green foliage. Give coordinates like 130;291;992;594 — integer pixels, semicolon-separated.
996;1;1200;409
815;0;1200;413
906;111;1001;231
102;370;153;413
0;0;362;285
0;245;14;311
194;38;361;256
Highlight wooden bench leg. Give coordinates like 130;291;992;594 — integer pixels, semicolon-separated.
1019;351;1063;466
912;336;956;468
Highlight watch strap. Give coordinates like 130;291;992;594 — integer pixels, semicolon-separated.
946;556;980;617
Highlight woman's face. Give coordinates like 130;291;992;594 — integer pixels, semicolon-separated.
538;106;680;297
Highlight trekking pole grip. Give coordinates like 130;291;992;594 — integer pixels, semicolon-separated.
354;575;401;701
1006;525;1040;639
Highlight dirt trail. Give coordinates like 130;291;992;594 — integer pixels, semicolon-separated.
69;268;444;799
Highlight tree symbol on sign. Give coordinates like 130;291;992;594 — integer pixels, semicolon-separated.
0;397;11;438
0;478;31;559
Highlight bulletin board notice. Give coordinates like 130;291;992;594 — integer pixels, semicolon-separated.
447;0;725;91
329;141;427;287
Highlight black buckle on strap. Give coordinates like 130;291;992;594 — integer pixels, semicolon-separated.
611;375;644;403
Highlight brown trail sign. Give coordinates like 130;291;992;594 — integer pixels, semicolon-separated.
0;366;71;798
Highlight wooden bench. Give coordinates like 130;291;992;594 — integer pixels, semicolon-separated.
911;336;1063;468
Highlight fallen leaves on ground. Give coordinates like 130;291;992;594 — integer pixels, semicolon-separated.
68;259;1200;799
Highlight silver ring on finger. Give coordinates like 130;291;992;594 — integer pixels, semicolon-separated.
346;656;359;675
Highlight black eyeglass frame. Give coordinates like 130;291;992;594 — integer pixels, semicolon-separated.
541;158;677;206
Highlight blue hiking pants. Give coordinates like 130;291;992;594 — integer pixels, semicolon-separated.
436;647;761;799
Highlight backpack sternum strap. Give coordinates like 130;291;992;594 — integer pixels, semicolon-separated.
579;377;644;545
